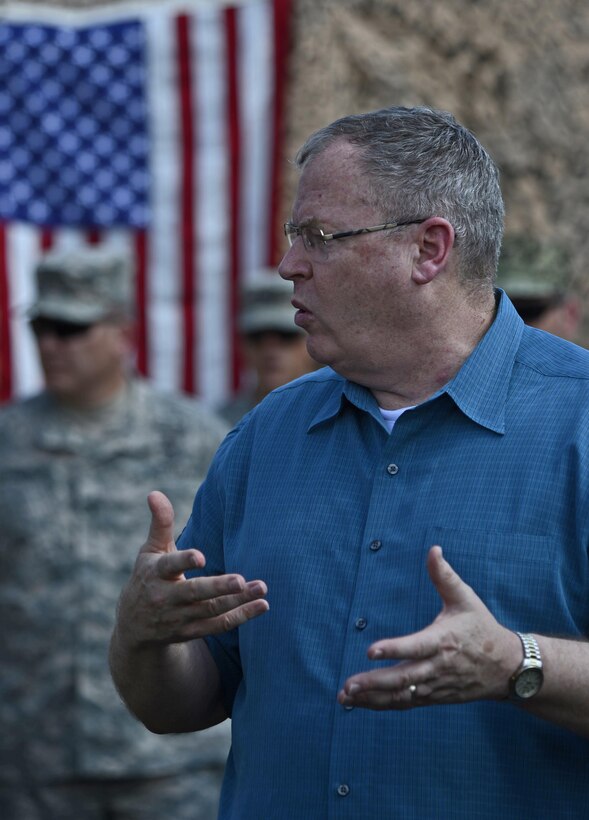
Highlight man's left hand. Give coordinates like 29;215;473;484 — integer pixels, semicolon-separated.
337;545;521;710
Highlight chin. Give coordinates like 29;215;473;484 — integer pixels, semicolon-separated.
306;337;334;368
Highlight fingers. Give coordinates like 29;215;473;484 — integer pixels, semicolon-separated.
156;548;206;580
150;577;269;643
427;545;474;609
338;663;420;711
364;545;475;662
202;592;270;637
338;664;481;711
367;635;434;665
359;552;482;678
173;574;267;608
124;492;271;646
143;491;176;554
141;492;207;576
338;546;506;711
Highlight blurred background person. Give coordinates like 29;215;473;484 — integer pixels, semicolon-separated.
0;247;230;820
218;269;318;425
497;237;582;341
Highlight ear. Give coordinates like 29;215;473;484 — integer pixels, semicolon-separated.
411;218;455;285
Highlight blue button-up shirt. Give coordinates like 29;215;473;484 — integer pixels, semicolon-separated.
178;293;589;819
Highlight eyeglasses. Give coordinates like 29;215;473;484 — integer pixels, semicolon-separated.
30;317;95;340
284;218;426;259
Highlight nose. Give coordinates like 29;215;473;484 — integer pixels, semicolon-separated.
278;241;313;282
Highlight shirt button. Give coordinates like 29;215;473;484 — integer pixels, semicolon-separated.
369;539;382;551
343;704;354;711
387;463;399;475
355;617;367;630
337;784;350;797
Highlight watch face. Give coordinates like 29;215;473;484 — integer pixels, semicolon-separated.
515;667;543;699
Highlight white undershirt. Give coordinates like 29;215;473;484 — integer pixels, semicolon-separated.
378;405;415;433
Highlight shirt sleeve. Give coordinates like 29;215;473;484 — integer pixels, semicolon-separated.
176;438;243;714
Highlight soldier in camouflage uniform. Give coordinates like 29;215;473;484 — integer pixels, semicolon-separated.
217;271;317;426
0;248;230;820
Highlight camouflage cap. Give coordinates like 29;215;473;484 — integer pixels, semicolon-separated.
29;247;132;323
496;238;569;300
239;269;303;335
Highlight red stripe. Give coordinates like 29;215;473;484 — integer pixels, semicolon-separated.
40;228;54;251
0;224;12;402
225;7;242;393
176;14;197;395
134;229;149;376
86;228;101;244
267;0;293;267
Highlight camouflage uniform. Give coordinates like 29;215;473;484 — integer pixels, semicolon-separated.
0;380;230;820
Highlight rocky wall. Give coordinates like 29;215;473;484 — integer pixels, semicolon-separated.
283;0;589;340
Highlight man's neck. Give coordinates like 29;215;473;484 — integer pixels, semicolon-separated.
370;294;497;410
52;376;128;414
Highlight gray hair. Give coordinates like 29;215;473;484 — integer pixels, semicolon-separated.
295;106;504;286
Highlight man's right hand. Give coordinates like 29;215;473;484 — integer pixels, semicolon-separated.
116;490;269;649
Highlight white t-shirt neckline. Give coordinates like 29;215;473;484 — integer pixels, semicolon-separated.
378;405;415;433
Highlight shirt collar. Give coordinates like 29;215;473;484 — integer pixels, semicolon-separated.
306;373;382;432
308;290;524;435
442;290;523;434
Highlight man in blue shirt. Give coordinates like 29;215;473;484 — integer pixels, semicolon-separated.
110;106;589;819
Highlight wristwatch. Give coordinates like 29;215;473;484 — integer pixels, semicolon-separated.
508;632;543;700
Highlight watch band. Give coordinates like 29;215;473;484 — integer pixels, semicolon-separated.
516;632;542;664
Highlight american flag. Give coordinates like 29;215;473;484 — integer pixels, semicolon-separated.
0;0;292;406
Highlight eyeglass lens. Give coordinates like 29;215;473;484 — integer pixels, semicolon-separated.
284;224;324;254
30;318;95;339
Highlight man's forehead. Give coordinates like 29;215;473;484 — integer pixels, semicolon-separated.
298;138;360;183
292;142;375;224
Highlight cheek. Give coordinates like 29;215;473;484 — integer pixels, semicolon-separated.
88;328;126;363
316;258;370;310
321;288;365;336
71;337;115;379
98;341;124;371
243;346;263;369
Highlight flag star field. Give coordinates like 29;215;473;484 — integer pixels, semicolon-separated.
0;21;150;228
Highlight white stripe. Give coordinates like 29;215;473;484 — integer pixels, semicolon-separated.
3;0;254;27
193;7;231;405
6;223;43;397
145;8;183;393
100;230;137;376
238;1;274;281
100;229;134;257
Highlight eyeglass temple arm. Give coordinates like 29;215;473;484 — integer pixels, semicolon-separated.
321;222;402;242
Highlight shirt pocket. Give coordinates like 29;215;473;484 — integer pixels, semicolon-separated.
419;526;559;632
